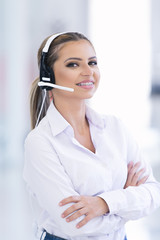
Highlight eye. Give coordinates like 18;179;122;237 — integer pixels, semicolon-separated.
88;60;97;66
66;62;79;67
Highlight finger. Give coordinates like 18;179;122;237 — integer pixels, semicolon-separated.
130;161;141;175
125;162;142;188
66;207;87;222
124;162;133;188
62;202;83;218
76;214;92;229
59;196;80;206
131;168;146;185
137;175;149;186
127;161;134;172
128;162;141;182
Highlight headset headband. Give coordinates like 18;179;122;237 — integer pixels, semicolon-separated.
42;32;67;53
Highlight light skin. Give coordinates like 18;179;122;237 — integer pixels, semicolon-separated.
124;161;149;188
52;40;100;152
50;39;148;229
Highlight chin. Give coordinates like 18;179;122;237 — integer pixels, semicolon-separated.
81;92;96;100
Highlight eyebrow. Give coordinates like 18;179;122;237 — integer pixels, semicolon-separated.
64;56;97;63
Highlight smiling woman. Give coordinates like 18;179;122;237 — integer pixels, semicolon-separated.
52;40;100;100
23;32;160;240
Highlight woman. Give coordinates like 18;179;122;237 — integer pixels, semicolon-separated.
23;32;160;240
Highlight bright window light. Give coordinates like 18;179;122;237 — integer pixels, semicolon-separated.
88;0;151;136
88;1;153;239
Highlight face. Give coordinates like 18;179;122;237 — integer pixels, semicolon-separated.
52;40;100;100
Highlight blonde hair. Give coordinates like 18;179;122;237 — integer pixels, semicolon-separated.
30;32;92;129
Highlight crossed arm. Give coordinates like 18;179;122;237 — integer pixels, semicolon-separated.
24;131;160;238
59;161;149;229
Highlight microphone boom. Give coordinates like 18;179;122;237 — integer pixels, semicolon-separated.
38;82;74;92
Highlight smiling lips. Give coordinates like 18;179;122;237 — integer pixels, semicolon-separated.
76;80;94;89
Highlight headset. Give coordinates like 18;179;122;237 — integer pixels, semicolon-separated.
36;32;74;127
38;32;74;92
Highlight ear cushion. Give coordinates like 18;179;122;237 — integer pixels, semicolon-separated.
40;52;55;90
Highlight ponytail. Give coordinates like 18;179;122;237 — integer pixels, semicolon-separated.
29;77;50;129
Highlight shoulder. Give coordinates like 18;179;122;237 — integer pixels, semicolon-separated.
24;116;52;150
86;105;123;130
87;105;129;140
92;108;130;141
94;108;125;130
100;114;128;140
103;114;125;129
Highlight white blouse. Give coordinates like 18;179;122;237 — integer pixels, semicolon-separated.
23;102;160;240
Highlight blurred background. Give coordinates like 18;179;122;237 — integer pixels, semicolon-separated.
0;0;160;239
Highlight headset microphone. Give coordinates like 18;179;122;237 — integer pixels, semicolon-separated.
38;32;74;92
38;81;74;92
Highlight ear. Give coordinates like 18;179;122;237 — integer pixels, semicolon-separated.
48;90;53;102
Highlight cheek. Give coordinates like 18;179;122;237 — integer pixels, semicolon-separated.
95;70;100;83
54;69;71;83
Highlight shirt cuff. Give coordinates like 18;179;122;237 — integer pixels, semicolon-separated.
98;189;127;215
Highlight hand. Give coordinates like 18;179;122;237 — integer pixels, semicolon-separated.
124;161;148;189
59;195;109;228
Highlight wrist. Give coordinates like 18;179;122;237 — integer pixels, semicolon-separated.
97;196;109;214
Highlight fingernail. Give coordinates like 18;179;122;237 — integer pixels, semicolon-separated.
76;225;80;228
61;214;64;218
59;202;62;206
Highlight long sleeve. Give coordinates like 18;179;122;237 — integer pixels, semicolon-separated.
23;133;126;238
99;121;160;220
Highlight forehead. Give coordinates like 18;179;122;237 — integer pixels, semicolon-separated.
57;40;96;59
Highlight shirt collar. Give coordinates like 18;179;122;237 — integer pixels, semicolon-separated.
46;102;106;137
85;104;106;129
46;102;70;136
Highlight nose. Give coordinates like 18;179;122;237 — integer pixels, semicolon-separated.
81;64;93;76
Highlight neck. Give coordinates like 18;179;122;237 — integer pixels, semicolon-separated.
52;96;95;153
53;98;88;133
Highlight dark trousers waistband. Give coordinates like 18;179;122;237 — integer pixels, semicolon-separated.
41;230;67;240
41;230;127;240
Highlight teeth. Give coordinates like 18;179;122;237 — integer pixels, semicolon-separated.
77;82;93;86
